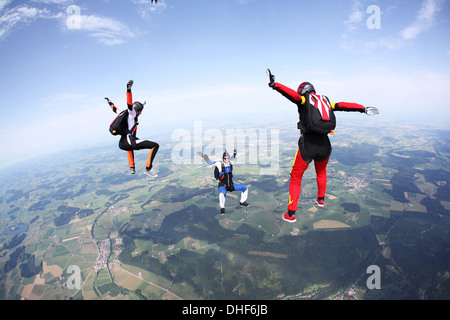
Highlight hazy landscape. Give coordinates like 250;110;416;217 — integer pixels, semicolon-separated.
1;118;449;300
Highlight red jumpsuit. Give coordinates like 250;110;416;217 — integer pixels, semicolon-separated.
272;82;366;216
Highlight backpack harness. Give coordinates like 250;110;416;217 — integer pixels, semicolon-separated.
214;162;234;191
109;109;138;136
298;93;336;135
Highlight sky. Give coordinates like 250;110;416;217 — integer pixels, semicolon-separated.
0;0;449;169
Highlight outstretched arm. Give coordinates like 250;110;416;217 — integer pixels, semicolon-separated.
127;80;133;111
273;82;306;104
197;152;215;165
197;153;226;179
332;102;379;115
331;101;366;113
105;97;118;113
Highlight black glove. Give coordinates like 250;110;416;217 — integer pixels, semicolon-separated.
233;149;237;158
267;69;275;88
127;80;134;91
105;97;112;105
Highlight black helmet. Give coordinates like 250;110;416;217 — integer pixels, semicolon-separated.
133;101;146;113
297;82;315;95
223;151;230;161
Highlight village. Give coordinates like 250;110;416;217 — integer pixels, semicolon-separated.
93;237;123;273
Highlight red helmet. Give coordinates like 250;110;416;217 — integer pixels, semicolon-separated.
297;82;315;95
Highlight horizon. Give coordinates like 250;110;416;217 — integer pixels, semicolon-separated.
0;115;447;175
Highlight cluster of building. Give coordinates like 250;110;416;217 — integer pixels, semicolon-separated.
107;205;129;217
343;176;369;193
94;239;110;272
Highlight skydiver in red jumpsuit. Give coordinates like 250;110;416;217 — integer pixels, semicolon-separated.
267;69;379;223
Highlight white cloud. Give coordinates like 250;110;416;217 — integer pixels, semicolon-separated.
74;14;137;45
0;2;65;42
345;0;364;31
400;0;443;40
343;35;406;53
0;0;12;13
0;1;137;45
342;0;445;53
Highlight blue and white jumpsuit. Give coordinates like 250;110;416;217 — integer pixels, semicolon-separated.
206;157;248;209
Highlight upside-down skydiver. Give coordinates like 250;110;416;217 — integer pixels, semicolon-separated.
106;80;159;177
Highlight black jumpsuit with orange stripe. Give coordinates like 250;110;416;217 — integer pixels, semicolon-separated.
109;86;159;171
273;82;366;214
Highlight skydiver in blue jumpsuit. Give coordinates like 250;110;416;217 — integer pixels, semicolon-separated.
198;150;250;214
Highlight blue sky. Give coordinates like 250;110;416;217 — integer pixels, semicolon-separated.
0;0;449;169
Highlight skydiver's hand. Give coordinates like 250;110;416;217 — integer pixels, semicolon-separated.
197;151;210;162
105;97;117;112
127;80;134;90
267;69;275;88
233;149;237;158
365;106;379;116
